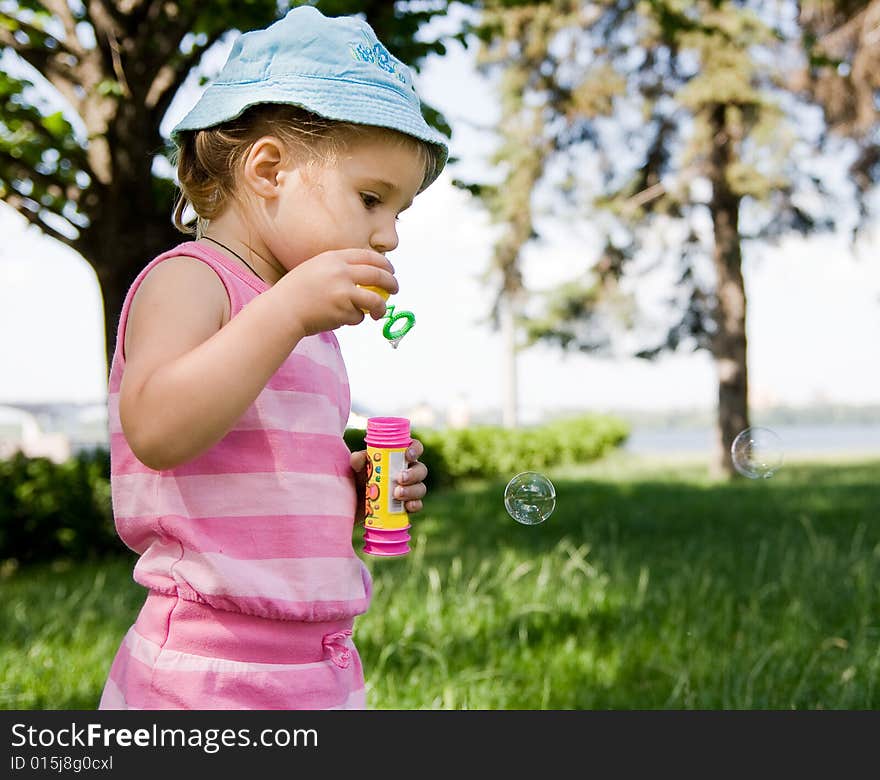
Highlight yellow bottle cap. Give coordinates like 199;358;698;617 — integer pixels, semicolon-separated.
359;285;391;302
358;284;391;314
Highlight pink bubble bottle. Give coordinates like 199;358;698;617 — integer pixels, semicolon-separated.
362;417;412;556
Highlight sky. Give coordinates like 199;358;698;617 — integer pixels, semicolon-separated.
1;23;879;423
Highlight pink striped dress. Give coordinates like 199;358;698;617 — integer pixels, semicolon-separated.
98;241;372;710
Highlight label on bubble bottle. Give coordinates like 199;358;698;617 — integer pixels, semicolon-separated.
364;445;409;530
387;450;405;514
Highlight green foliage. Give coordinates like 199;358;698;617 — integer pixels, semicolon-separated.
0;0;463;234
1;0;471;368
3;456;879;709
1;416;623;564
342;425;365;451
467;0;877;365
0;71;85;217
0;449;121;564
345;414;629;488
0;560;138;709
354;455;880;708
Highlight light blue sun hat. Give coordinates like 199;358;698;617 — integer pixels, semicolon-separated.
171;6;449;189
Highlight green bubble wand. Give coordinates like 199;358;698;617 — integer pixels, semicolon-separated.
381;303;416;349
360;285;416;349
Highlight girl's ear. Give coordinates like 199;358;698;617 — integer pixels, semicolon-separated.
241;136;285;199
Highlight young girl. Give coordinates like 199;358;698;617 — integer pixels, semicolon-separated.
98;6;448;710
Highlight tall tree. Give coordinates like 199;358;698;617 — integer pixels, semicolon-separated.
462;0;608;427
467;0;876;475
462;3;567;427
796;0;880;226
0;0;463;370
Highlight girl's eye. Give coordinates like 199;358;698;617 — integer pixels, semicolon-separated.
360;193;380;209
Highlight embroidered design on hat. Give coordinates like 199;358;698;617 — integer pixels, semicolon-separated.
348;32;410;88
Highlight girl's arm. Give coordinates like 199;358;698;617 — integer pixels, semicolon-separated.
119;256;308;470
119;249;396;470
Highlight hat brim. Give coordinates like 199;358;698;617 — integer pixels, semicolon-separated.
171;75;449;190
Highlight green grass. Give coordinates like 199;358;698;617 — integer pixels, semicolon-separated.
2;453;879;709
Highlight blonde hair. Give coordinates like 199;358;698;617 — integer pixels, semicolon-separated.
172;104;441;235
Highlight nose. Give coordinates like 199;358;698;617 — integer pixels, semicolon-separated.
370;221;399;254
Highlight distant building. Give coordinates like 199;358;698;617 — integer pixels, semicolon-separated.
0;402;109;462
347;404;370;430
445;394;471;429
405;402;438;429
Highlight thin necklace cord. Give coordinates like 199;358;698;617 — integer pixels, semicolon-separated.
203;236;265;283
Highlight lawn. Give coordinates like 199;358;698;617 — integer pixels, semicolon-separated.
2;453;878;709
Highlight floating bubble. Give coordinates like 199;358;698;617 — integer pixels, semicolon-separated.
731;427;784;479
504;471;556;525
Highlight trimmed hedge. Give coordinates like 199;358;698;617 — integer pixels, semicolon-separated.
344;413;629;488
1;414;627;563
0;449;122;564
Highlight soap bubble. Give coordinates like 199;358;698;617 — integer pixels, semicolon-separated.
504;472;556;525
731;427;784;479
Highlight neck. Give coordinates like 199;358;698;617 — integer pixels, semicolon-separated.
200;218;283;285
202;235;264;283
201;235;278;285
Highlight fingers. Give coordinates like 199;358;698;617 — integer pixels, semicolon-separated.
351;288;388;321
352;266;399;297
350;449;367;473
316;248;399;321
350;260;398;320
339;248;396;274
353;443;427;515
397;461;427;486
395;440;427;505
339;304;368;327
393;479;426;503
394;458;427;508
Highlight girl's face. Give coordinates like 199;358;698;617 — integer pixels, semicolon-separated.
263;130;427;272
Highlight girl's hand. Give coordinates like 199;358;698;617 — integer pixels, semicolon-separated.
349;438;428;522
350;448;369;525
393;438;428;514
279;248;398;337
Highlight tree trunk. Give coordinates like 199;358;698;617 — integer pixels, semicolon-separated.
79;204;181;374
707;103;749;478
77;96;182;374
2;1;456;389
500;290;519;428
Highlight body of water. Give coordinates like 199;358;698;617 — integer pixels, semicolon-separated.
625;423;880;456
